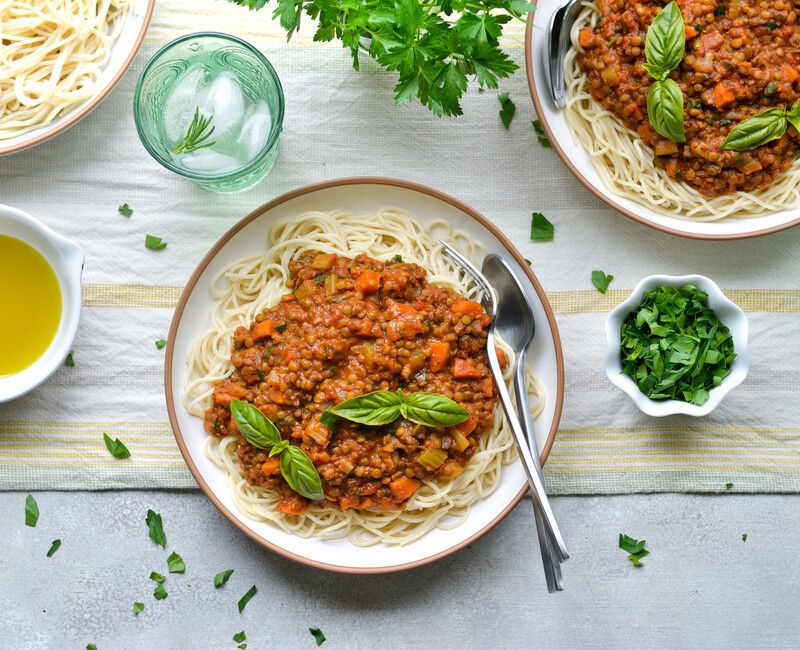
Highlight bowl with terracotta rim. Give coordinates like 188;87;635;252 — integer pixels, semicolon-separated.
164;176;565;574
524;7;800;240
0;0;155;157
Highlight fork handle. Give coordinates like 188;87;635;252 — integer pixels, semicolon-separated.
514;359;564;592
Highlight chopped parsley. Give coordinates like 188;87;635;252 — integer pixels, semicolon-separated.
394;254;402;262
714;5;725;16
87;645;97;650
309;627;326;646
275;323;287;333
530;212;554;242
118;203;133;217
46;539;61;557
314;273;328;285
145;509;166;548
766;20;778;29
498;92;516;129
742;533;748;542
591;270;614;294
619;533;649;567
25;495;39;527
150;571;165;584
237;585;257;613
153;584;168;600
233;631;246;643
167;551;185;573
133;601;145;615
214;569;234;587
145;234;167;251
524;258;532;266
104;433;131;459
64;350;75;367
532;119;551;147
726;482;734;490
155;339;167;350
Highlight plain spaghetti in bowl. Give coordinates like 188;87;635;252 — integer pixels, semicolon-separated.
182;209;544;547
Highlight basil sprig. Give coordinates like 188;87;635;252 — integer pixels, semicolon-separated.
230;400;324;501
643;2;686;143
329;390;470;428
722;102;800;151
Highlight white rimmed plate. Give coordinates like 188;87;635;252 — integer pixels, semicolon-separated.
0;0;155;157
164;177;565;573
524;4;800;240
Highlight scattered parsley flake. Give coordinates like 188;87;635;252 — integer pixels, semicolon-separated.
133;601;145;615
233;631;246;643
498;92;516;129
238;585;257;613
145;509;166;548
87;645;97;650
25;495;39;527
309;627;326;646
394;254;402;262
167;551;185;574
214;569;234;587
275;323;287;333
145;234;167;251
532;119;552;147
742;533;748;542
153;584;168;600
64;350;75;367
619;533;649;567
155;339;167;350
591;270;614;294
150;571;165;584
524;258;532;266
725;482;734;490
118;203;133;217
47;539;61;557
104;433;131;459
530;212;554;242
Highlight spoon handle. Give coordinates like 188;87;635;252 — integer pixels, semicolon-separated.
487;329;569;562
514;357;564;592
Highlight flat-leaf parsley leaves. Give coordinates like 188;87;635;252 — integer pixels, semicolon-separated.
309;628;326;646
726;482;734;490
530;212;554;242
155;339;167;350
145;509;166;547
103;433;131;459
619;533;649;567
214;569;234;588
25;495;39;527
498;92;516;129
153;583;168;600
167;551;185;573
591;270;614;293
118;203;133;217
64;350;75;367
742;533;748;542
532;119;552;147
47;539;61;557
133;601;145;615
233;631;246;644
238;585;257;613
145;234;167;251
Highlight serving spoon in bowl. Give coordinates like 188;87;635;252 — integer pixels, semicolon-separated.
482;253;565;592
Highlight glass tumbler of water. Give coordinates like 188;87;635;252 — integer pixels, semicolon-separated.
134;32;284;192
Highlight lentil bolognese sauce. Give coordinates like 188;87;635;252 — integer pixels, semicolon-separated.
564;0;800;219
183;209;545;546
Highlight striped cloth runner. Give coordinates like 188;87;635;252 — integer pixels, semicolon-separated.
1;0;798;492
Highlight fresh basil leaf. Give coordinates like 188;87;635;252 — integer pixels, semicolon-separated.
47;539;61;557
133;601;144;615
233;631;246;643
104;433;131;459
145;234;167;251
644;1;685;80
153;584;168;600
787;100;800;133
64;350;75;367
319;410;338;428
309;628;326;646
723;107;788;151
280;445;324;501
155;339;167;350
591;270;614;294
530;212;554;241
238;585;257;613
328;390;404;425
400;392;470;427
150;571;165;583
498;92;516;129
167;551;185;573
269;440;290;457
25;495;39;527
647;78;685;142
145;509;166;548
230;399;282;449
118;203;133;217
214;569;234;587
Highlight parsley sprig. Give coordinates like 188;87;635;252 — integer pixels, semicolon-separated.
228;0;533;116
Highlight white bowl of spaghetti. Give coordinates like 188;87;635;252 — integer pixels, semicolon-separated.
0;0;155;156
164;177;565;573
525;0;800;240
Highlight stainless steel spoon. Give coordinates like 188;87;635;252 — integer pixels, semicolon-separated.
482;253;565;592
545;0;583;108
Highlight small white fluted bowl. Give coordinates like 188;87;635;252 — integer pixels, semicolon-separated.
604;274;749;417
0;205;84;403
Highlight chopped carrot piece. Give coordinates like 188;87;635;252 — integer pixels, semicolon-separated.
251;319;275;341
261;457;280;475
684;25;698;39
636;124;653;146
713;83;735;109
386;316;423;341
495;347;507;369
741;158;762;174
267;386;290;404
355;269;381;294
452;359;482;379
388;477;421;501
276;496;309;515
785;65;799;83
339;495;361;510
654;140;679;156
214;383;247;406
664;159;679;177
455;417;477;435
578;27;593;48
429;341;451;372
451;299;484;316
387;302;418;319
